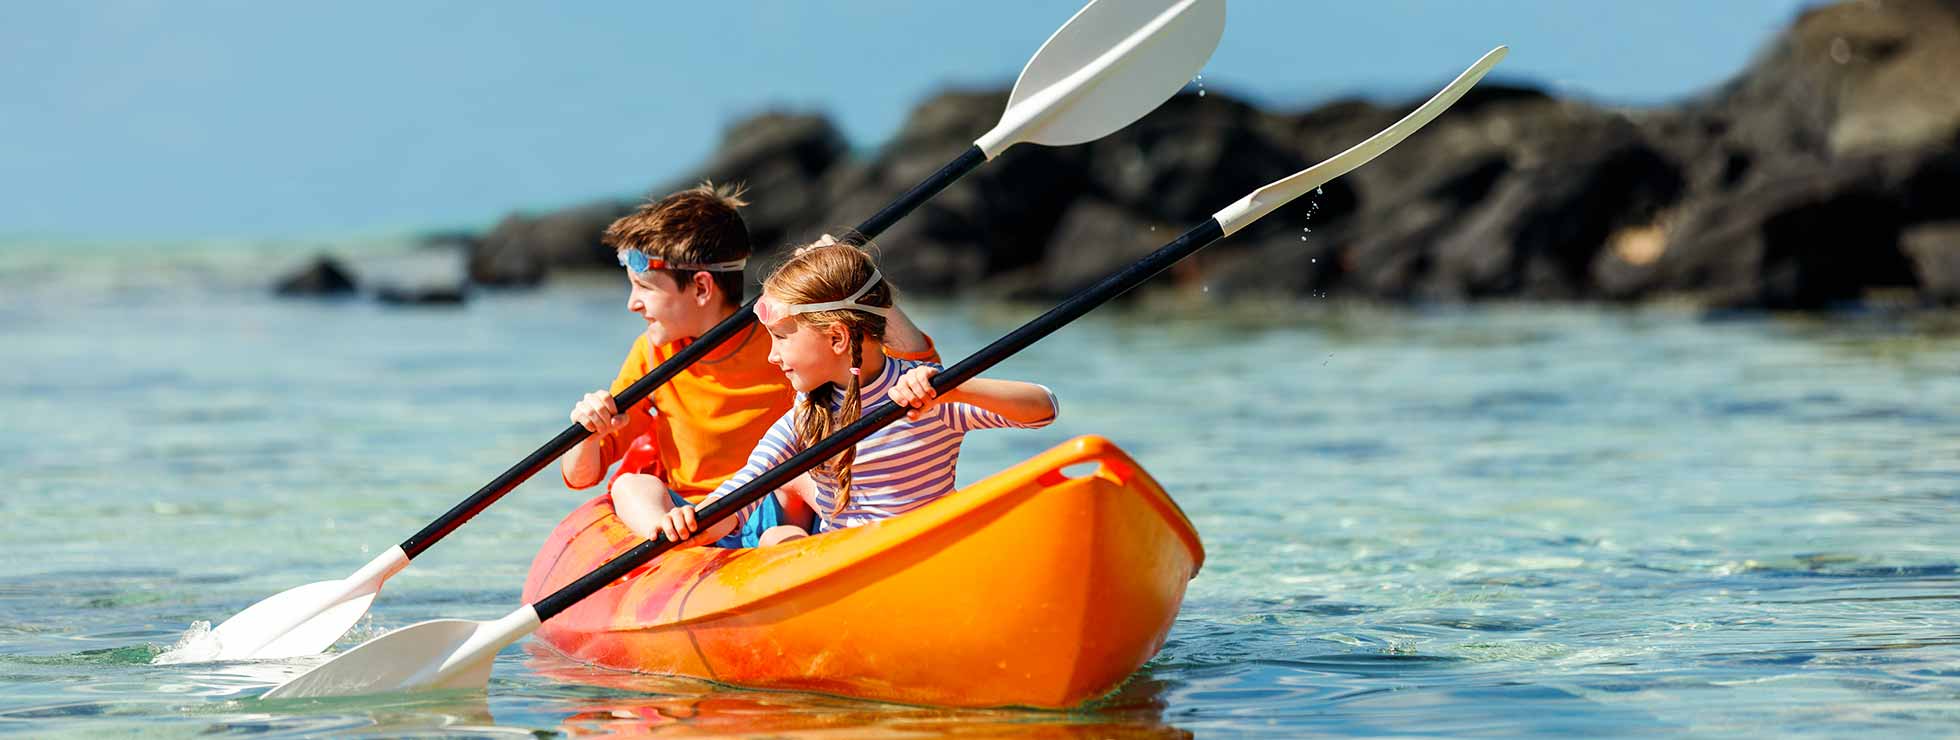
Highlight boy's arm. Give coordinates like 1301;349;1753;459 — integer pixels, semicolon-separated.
562;406;651;488
561;398;652;489
563;342;657;489
883;305;936;361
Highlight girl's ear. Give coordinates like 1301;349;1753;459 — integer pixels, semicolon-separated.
826;324;851;355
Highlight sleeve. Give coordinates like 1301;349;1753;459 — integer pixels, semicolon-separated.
940;384;1060;432
883;332;940;364
697;409;804;527
562;340;656;488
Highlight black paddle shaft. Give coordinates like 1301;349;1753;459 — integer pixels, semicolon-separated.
398;145;991;559
533;216;1227;621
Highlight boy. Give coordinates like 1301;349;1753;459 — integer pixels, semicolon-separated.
562;183;935;547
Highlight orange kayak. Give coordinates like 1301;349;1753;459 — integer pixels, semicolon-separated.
521;435;1205;709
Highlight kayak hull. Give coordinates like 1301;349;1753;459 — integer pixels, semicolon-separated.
521;435;1204;708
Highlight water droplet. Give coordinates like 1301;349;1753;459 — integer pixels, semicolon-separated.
1300;236;1308;241
1198;89;1206;97
1311;258;1317;263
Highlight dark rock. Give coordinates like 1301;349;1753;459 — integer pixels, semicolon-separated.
375;284;467;306
464;113;847;288
469;200;634;286
659;112;848;253
446;0;1959;311
814;89;1094;293
1903;221;1960;304
1599;155;1920;309
1705;0;1960;157
1902;149;1960;222
1429;118;1687;299
1086;92;1311;226
274;255;357;296
991;197;1167;299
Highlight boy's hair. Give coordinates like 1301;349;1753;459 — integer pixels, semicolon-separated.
602;182;752;305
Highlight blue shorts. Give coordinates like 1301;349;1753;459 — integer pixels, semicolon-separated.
669;489;787;549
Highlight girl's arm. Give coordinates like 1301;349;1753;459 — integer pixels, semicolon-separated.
941;378;1057;426
889;367;1058;428
662;411;802;546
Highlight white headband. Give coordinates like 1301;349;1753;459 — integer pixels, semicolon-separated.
754;268;893;324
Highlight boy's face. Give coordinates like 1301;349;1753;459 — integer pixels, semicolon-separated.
625;266;714;347
763;316;850;393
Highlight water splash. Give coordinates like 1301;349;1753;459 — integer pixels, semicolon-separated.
341;613;385;646
153;620;222;665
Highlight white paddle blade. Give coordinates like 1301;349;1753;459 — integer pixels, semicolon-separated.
1213;45;1509;237
260;607;540;699
977;0;1226;157
209;580;381;660
207;546;409;660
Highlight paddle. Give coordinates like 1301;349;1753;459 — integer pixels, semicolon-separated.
260;46;1508;700
201;0;1225;662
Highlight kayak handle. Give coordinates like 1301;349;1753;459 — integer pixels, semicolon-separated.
1035;447;1136;489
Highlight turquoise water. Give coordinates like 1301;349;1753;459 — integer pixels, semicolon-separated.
3;245;1959;736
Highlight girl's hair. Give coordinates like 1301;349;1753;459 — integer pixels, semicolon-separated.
762;242;893;518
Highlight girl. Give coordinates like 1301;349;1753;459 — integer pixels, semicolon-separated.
656;241;1058;547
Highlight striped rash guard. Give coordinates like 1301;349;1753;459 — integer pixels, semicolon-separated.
702;355;1057;534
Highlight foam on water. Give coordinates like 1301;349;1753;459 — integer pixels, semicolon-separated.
152;621;223;665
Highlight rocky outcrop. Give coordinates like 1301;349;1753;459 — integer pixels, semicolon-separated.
417;0;1960;311
273;255;357;296
1904;220;1960;305
469;200;635;287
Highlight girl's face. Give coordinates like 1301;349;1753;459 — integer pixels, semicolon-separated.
763;314;852;393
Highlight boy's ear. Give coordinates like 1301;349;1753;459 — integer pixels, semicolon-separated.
689;271;716;306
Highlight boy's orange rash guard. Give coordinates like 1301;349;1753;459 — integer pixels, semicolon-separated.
569;322;938;502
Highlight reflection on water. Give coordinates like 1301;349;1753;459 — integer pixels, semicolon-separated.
519;645;1190;738
2;258;1959;735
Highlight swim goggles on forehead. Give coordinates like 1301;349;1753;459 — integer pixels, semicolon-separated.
617;250;748;274
753;268;893;325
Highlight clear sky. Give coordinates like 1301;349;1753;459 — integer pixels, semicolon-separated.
0;1;1814;240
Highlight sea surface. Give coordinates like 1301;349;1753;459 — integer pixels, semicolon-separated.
2;242;1958;737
